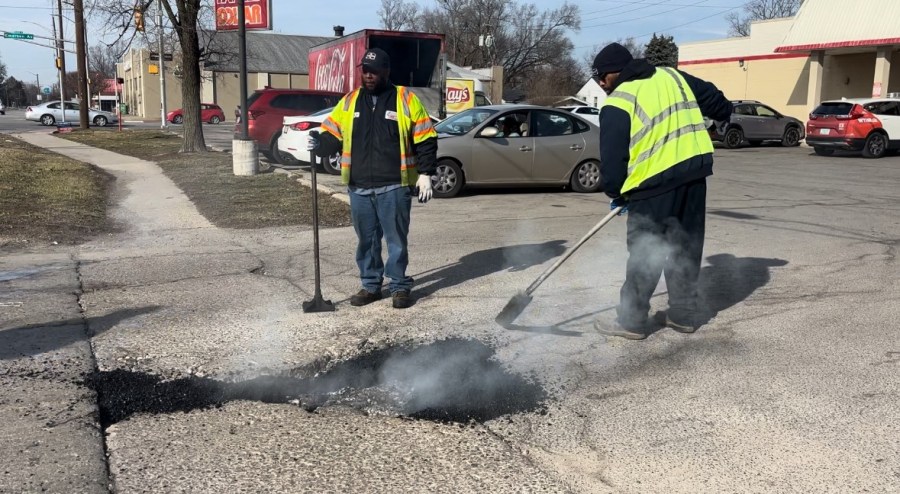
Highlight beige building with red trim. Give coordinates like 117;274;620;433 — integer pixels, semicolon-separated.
679;0;900;121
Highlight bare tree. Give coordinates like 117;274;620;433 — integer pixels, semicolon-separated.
89;0;208;153
726;0;802;37
524;58;585;106
413;0;581;89
378;0;419;31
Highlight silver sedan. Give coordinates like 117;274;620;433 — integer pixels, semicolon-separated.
431;104;602;198
25;101;119;127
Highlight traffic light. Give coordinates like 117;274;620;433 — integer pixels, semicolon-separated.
134;7;145;32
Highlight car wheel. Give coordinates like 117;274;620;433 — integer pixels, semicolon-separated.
862;132;887;159
432;159;464;198
93;115;108;127
748;140;763;147
723;128;744;149
41;114;56;126
781;126;801;147
210;115;221;124
261;150;277;162
321;152;341;175
570;160;602;193
813;146;834;156
173;115;184;124
272;132;300;166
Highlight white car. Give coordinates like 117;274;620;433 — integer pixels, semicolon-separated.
0;99;5;115
558;105;600;127
278;107;341;174
278;108;442;174
25;101;119;127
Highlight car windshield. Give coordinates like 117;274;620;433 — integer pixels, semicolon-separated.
311;106;334;117
434;108;499;135
812;102;854;116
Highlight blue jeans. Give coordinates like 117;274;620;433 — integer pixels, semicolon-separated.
349;186;413;293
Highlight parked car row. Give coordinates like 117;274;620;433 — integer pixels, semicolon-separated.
709;97;900;159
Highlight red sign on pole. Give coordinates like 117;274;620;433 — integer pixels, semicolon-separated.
214;0;272;31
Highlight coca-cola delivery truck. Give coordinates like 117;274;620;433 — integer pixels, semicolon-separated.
307;29;491;119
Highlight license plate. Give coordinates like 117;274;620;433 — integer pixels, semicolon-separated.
820;128;831;135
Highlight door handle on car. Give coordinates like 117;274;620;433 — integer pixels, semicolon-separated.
519;146;532;152
569;144;583;151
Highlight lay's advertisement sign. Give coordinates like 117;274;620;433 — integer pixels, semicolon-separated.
446;79;475;114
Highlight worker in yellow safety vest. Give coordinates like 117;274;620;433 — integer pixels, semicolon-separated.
590;42;733;340
308;48;438;309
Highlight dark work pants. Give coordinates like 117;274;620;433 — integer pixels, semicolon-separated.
617;179;707;327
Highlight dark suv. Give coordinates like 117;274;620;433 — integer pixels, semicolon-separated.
709;100;805;149
235;88;342;164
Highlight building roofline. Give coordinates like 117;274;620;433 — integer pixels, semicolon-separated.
679;53;807;66
775;37;900;53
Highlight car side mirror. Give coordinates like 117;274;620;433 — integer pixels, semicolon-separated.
480;126;499;138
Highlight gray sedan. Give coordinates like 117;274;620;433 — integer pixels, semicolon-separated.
25;101;119;127
431;104;602;198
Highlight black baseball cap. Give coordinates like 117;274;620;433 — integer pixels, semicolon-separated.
359;48;391;70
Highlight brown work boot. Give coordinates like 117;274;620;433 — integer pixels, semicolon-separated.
653;310;703;334
392;290;412;309
593;315;653;340
350;289;382;307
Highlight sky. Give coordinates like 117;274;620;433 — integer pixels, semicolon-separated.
0;0;749;90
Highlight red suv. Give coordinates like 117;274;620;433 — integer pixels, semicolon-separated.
806;98;900;158
234;88;343;164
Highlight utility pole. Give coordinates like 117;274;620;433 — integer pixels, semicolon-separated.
55;0;67;123
73;0;89;128
157;0;167;129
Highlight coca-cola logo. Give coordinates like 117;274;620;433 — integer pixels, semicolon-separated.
315;47;347;93
447;86;471;104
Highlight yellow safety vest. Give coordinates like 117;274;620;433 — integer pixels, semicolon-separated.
320;86;437;186
602;67;713;195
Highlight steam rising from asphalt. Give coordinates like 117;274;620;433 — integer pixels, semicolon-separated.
92;339;547;426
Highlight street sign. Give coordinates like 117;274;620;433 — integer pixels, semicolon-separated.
37;95;43;101
3;31;34;40
41;86;51;95
149;52;174;62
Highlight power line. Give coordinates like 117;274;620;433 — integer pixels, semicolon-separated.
581;0;716;29
633;4;744;38
575;2;745;48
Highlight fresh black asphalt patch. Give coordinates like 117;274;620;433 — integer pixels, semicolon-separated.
89;338;548;427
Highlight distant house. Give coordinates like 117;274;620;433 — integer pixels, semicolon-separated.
576;78;606;108
91;78;123;113
552;96;588;107
117;29;340;120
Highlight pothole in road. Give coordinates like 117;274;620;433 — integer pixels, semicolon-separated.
90;338;547;427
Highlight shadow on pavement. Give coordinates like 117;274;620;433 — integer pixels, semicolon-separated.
415;240;568;298
0;306;161;360
698;254;788;321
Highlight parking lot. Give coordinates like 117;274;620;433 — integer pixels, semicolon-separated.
5;125;900;492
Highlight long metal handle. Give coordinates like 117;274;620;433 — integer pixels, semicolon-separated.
524;206;623;296
309;131;323;298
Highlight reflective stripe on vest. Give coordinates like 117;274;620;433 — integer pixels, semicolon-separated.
602;67;713;194
321;86;437;186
